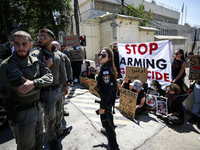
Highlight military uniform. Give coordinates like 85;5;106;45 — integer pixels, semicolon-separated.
33;46;67;141
0;52;53;150
97;64;119;150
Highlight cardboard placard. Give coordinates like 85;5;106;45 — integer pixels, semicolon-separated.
189;55;200;81
89;79;100;97
63;35;79;47
119;88;138;119
69;50;85;61
125;66;147;82
79;76;91;89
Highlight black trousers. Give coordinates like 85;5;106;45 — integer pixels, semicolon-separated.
71;61;82;80
100;112;118;150
168;115;184;124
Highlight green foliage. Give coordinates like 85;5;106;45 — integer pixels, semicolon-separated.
119;2;153;27
0;0;72;42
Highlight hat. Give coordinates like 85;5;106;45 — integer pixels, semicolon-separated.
113;44;117;47
52;41;59;45
130;80;143;90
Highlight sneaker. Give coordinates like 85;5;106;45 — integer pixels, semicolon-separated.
188;114;198;123
57;127;72;138
74;78;78;83
49;139;59;150
63;110;69;116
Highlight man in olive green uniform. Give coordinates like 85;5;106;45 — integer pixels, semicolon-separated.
52;41;73;116
35;29;71;150
0;31;53;150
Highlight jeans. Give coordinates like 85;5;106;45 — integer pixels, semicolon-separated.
192;82;200;117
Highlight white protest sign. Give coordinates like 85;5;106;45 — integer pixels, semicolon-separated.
118;40;172;88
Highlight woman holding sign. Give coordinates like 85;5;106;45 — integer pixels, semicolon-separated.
97;48;119;150
162;83;185;125
172;49;186;94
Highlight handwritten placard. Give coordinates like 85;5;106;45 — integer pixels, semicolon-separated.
79;76;91;89
189;55;200;81
119;88;137;119
69;50;85;61
89;79;100;97
63;35;79;47
125;66;147;82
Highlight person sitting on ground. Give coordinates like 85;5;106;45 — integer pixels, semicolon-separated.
129;80;146;115
162;83;185;125
82;61;95;79
149;80;165;97
121;77;131;90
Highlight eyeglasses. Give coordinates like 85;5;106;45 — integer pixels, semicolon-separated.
98;54;106;58
37;35;48;40
174;52;179;55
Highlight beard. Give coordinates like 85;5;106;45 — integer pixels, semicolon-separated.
38;41;51;49
16;49;31;60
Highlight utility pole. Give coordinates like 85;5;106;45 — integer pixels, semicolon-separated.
74;0;80;38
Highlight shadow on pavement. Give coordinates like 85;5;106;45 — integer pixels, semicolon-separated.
0;122;14;144
93;142;109;149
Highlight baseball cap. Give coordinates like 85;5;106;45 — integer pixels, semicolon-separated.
130;80;143;90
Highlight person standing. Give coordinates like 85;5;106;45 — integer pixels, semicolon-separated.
0;31;53;150
61;45;70;58
35;29;71;150
52;41;73;116
97;47;119;150
172;49;186;94
109;42;121;78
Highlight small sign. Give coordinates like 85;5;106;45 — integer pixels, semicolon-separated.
63;35;79;47
69;50;86;61
79;76;91;89
89;79;100;97
125;66;147;82
189;55;200;81
119;88;137;119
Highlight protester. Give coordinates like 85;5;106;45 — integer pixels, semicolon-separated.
71;46;83;83
109;42;121;78
149;80;165;96
129;80;146;115
35;29;71;149
172;49;186;94
97;47;119;150
121;78;131;90
162;83;185;125
82;61;95;79
0;31;53;149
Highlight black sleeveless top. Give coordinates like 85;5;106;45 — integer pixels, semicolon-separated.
172;58;185;78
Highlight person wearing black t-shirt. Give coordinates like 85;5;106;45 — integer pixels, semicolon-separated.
129;80;146;114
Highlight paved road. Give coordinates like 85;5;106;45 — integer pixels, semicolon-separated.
0;84;200;150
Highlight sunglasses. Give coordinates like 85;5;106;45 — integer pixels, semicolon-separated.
37;35;47;40
98;54;106;58
174;52;179;55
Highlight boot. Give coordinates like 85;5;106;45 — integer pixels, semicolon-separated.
49;139;59;150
